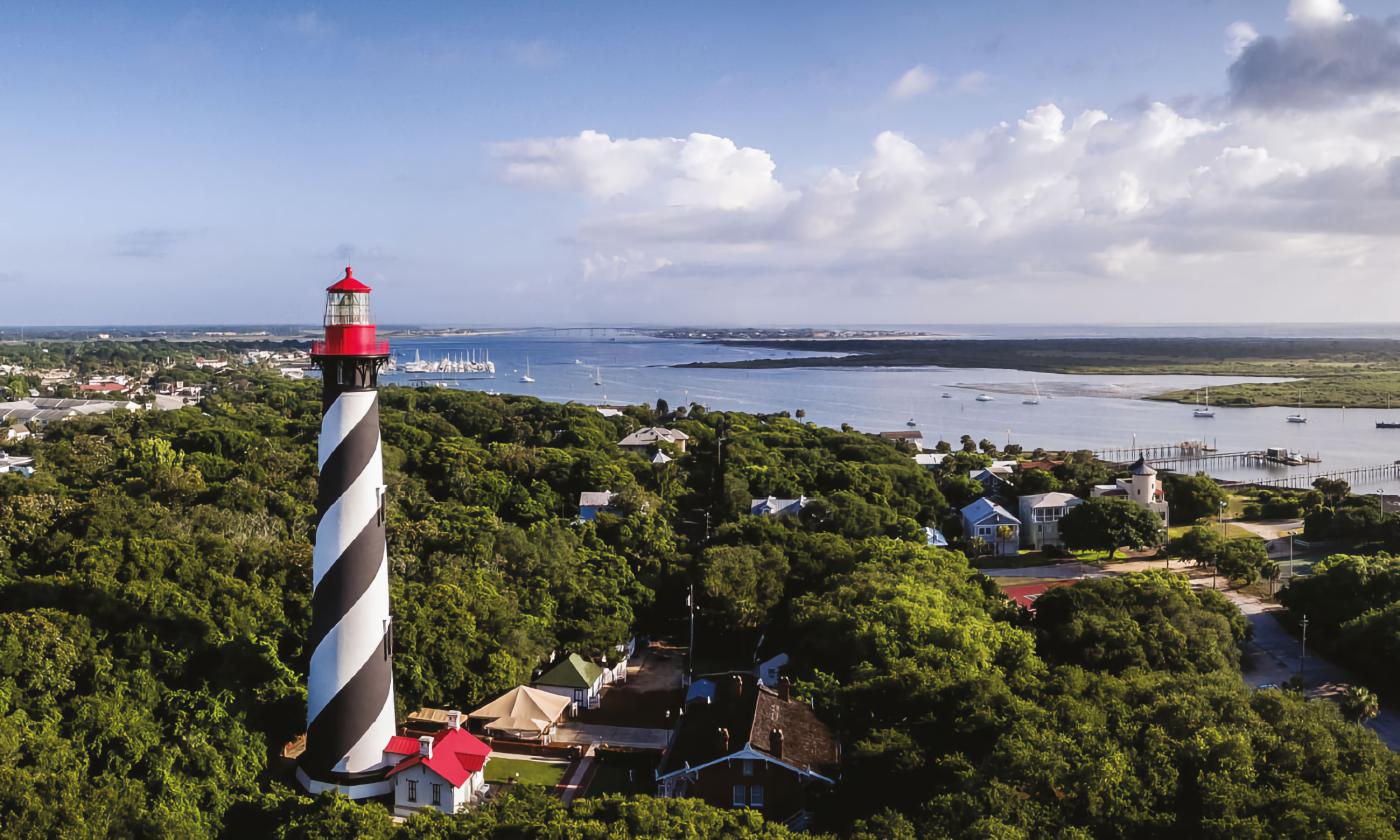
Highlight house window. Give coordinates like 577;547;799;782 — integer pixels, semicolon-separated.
406;779;417;803
432;783;442;806
749;785;765;808
742;760;754;777
732;784;746;806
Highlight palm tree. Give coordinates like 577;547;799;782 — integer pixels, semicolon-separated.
1340;684;1381;724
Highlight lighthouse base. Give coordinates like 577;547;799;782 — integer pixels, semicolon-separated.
296;764;393;800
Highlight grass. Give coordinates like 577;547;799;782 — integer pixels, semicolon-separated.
484;757;568;787
583;763;645;798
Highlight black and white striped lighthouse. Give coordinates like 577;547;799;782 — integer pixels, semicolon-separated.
297;267;397;798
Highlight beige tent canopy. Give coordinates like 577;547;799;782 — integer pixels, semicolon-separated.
468;685;571;742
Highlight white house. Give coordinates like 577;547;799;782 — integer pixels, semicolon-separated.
1017;492;1084;549
385;712;492;817
913;453;948;469
878;430;926;451
0;452;35;476
618;427;689;454
1091;456;1170;528
960;498;1021;555
750;496;808;518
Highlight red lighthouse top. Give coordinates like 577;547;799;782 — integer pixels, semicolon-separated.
311;266;389;358
327;266;372;293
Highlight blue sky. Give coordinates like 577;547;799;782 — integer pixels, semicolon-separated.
3;1;1400;325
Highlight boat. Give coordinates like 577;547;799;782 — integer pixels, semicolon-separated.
519;358;535;384
593;366;603;386
941;392;953;399
906;418;917;427
1193;387;1215;418
975;394;994;402
1285;392;1306;423
403;349;431;373
1023;381;1041;405
1380;422;1400;429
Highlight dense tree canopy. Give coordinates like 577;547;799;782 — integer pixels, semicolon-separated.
1;366;1398;838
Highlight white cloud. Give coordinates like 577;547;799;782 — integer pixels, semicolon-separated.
888;64;937;100
493;130;790;211
1225;21;1259;58
1287;0;1353;28
492;4;1400;321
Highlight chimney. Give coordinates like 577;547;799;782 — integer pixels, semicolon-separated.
418;736;433;759
777;676;792;702
716;727;730;753
769;727;784;759
447;710;461;731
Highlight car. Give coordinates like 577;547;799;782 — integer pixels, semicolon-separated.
1257;683;1282;691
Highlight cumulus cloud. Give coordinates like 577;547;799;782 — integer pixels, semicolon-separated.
888;64;936;100
492;130;789;210
492;3;1400;318
1230;0;1400;109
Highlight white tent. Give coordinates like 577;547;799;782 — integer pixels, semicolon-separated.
468;685;572;742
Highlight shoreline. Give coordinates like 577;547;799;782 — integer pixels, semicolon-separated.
671;336;1400;409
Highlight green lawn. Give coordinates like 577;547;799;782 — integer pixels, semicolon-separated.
583;763;644;798
484;757;568;787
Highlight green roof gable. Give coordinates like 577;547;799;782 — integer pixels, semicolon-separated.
534;653;604;689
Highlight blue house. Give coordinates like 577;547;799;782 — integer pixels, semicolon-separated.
959;498;1021;556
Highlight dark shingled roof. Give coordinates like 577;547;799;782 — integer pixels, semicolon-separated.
659;677;839;779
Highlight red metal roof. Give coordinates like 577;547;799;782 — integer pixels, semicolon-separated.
1001;579;1079;611
384;728;491;788
383;735;421;755
327;266;371;293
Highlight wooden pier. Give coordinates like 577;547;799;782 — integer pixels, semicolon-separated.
1094;441;1216;463
1248;462;1400;490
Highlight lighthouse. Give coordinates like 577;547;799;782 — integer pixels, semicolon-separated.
297;267;397;798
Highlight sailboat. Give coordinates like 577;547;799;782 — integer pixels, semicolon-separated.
1378;400;1400;428
593;366;603;387
1193;387;1215;418
1286;393;1306;423
1022;381;1041;405
975;393;994;402
404;349;430;373
519;358;535;384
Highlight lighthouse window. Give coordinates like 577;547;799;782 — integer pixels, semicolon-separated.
325;291;370;326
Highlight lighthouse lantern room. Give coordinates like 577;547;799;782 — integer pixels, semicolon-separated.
314;267;389;359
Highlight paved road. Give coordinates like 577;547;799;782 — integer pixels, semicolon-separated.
1212;587;1400;750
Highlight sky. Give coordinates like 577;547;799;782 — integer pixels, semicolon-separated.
3;0;1400;326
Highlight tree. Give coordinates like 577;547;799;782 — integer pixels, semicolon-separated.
1016;468;1061;495
1340;684;1380;724
1314;476;1352;506
1058;497;1163;560
1216;536;1268;585
698;545;788;628
1168;525;1226;567
1164;472;1228;523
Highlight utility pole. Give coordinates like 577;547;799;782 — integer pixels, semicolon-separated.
687;583;696;684
1299;613;1309;681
